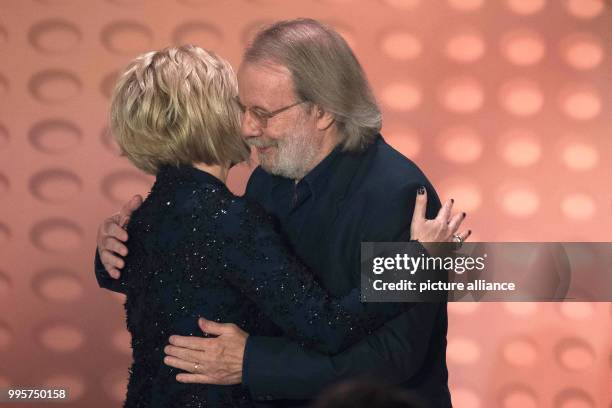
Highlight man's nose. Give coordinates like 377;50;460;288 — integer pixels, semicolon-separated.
241;111;262;139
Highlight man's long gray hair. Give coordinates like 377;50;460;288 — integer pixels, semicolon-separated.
244;18;382;152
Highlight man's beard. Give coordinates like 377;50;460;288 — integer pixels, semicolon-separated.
248;131;318;180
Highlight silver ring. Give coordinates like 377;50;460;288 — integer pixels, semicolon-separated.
453;234;463;249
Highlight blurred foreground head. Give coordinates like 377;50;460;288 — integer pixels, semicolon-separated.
311;380;428;408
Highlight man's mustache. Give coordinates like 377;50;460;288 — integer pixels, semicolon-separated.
246;138;278;149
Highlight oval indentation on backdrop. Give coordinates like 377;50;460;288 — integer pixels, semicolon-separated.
554;388;596;408
447;0;484;11
0;124;8;150
171;22;222;49
380;0;421;9
445;29;486;63
103;370;129;403
100;70;119;99
437;127;483;163
0;73;8;96
101;127;121;155
0;271;11;298
28;19;82;54
380;30;422;61
241;20;274;45
107;0;145;4
500;28;545;66
560;33;604;71
111;330;131;355
0;26;8;46
38;322;84;352
502;336;538;366
498;128;541;167
100;21;153;55
101;170;153;205
0;224;11;248
0;322;13;350
447;337;481;364
555;337;596;371
43;375;84;400
499;384;538;408
505;0;546;15
30;168;83;203
30;218;83;253
385;129;421;158
35;0;75;4
177;0;216;6
559;86;601;121
32;268;84;303
29;119;82;154
381;82;422;111
438;76;484;113
499;79;543;116
28;69;82;103
0;173;9;198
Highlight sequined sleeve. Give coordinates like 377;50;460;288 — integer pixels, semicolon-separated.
204;197;407;355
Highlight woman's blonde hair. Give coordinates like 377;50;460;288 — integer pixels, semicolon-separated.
110;45;250;175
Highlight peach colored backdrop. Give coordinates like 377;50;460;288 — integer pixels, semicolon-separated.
0;0;610;407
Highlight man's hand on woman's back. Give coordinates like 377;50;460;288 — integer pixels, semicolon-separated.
97;195;143;279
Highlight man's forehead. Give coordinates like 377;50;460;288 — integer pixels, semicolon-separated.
237;61;295;102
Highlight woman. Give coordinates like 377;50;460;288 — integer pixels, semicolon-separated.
103;45;464;407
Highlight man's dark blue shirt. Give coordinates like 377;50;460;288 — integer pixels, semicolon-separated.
243;134;451;407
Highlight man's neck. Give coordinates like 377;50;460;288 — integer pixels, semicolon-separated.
293;130;341;182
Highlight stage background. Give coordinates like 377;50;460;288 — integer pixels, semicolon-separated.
0;0;611;406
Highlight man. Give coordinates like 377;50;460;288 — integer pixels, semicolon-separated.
96;18;468;407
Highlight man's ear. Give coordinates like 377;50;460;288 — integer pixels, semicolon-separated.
314;106;335;131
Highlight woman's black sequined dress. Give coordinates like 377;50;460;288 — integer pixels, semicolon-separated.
112;165;404;407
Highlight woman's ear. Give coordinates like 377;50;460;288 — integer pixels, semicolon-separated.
315;106;335;131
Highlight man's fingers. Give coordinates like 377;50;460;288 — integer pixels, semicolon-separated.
411;186;427;225
105;222;128;243
100;250;125;269
164;345;206;364
176;373;217;384
163;356;204;373
106;267;121;279
103;236;128;256
447;212;466;234
168;335;214;350
436;198;454;223
120;195;143;220
199;318;234;336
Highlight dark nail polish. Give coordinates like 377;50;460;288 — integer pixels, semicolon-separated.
451;198;454;204
462;212;466;218
417;186;425;195
468;230;472;235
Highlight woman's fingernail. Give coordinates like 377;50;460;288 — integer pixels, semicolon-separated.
451;198;454;204
417;186;426;195
462;212;466;218
468;230;472;235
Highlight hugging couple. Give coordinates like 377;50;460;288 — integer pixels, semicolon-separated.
95;18;469;408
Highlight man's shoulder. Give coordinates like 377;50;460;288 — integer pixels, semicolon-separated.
355;135;434;195
245;166;277;200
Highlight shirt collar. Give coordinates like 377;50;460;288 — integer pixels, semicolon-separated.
298;142;344;198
